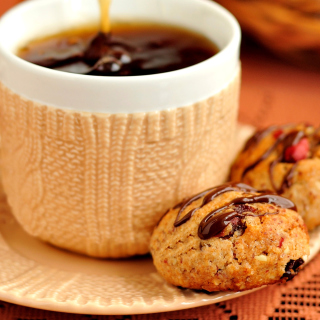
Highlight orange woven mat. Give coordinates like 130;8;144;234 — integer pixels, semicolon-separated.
1;0;320;316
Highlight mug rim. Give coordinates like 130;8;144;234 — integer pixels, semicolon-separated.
0;0;241;113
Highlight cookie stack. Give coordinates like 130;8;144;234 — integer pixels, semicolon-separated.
150;124;317;292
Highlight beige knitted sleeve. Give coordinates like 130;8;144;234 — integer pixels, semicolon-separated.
0;69;240;258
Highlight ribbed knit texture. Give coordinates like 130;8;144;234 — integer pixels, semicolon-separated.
0;69;240;258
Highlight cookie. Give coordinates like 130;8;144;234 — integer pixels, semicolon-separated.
231;124;320;230
150;182;309;292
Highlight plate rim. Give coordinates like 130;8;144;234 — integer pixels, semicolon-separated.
0;287;260;315
0;211;318;315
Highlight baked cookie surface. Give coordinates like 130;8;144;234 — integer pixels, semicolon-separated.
150;183;309;292
231;124;320;230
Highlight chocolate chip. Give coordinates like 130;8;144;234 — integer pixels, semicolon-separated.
234;204;257;214
218;217;247;239
281;258;305;281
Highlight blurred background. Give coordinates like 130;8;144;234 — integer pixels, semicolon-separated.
0;0;20;16
1;0;320;128
216;0;320;70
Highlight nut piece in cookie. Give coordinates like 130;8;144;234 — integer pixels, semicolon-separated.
150;182;309;292
230;124;320;230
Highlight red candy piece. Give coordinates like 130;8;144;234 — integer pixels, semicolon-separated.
273;129;283;139
284;138;309;162
279;237;284;248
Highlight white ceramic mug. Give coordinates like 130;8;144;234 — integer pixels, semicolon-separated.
0;0;241;258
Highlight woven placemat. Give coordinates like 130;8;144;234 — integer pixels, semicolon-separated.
1;4;320;319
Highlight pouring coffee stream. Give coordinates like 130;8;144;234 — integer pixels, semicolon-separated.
85;0;127;74
84;0;126;74
99;0;112;34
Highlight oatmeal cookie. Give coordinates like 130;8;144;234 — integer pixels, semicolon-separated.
150;182;309;292
231;124;320;230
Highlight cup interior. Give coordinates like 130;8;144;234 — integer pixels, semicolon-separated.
0;0;241;113
1;0;236;53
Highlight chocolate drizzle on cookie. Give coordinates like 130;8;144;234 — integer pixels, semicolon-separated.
242;125;278;152
171;181;296;240
241;125;320;193
174;182;256;227
198;192;296;240
242;129;305;179
269;130;306;192
278;163;298;194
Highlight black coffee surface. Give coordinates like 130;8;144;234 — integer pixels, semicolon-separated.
17;23;218;76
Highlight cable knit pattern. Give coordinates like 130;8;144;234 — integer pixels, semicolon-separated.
0;69;240;258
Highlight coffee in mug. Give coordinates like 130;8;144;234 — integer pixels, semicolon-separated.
18;23;219;76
